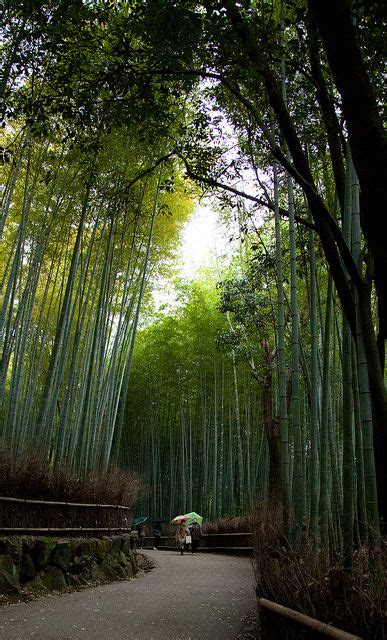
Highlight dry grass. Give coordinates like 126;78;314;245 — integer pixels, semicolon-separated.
160;515;252;539
252;502;386;639
0;446;141;508
202;516;251;534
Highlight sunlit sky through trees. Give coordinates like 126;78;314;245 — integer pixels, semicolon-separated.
180;204;228;277
152;202;237;312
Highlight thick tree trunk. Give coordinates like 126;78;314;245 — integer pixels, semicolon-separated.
309;0;387;370
223;0;386;521
310;0;387;520
306;13;346;210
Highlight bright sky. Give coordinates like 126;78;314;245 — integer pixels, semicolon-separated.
151;201;233;313
179;203;230;278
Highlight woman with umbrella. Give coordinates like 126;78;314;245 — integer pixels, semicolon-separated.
175;519;189;555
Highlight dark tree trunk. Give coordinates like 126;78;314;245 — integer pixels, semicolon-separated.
309;0;387;358
306;12;346;210
222;0;386;521
310;0;387;521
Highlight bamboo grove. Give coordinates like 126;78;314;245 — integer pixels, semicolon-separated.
0;127;193;473
1;0;385;574
126;171;380;570
122;278;265;521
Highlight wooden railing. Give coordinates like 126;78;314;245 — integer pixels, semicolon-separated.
258;598;363;640
140;531;253;553
0;495;132;536
204;531;252;550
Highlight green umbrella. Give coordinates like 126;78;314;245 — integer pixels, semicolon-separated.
132;516;147;528
182;512;203;526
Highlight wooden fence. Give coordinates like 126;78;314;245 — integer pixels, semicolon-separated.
0;496;132;536
140;531;253;553
258;598;363;640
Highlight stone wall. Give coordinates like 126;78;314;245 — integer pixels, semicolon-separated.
0;534;137;596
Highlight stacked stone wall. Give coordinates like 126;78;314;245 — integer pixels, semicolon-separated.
0;534;137;596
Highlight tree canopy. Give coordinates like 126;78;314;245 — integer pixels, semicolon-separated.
1;1;386;588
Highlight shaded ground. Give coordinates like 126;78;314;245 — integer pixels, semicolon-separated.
0;550;256;639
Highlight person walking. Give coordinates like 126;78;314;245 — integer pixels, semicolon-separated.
176;521;189;555
189;518;202;554
153;522;162;549
138;523;146;550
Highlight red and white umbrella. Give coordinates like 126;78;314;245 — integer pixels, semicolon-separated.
170;514;189;524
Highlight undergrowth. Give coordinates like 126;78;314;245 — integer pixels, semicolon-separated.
202;516;251;534
252;502;386;639
0;446;141;507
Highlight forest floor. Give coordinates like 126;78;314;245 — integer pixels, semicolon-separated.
0;550;257;639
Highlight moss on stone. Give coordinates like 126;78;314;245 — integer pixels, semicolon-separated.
41;566;66;592
0;555;20;592
51;541;71;571
125;563;134;579
0;535;137;598
100;556;120;580
95;538;110;561
67;574;86;587
0;538;23;563
88;561;106;583
122;535;135;555
111;537;122;553
112;562;127;579
31;538;56;569
127;550;138;573
20;553;36;582
22;537;36;553
23;575;45;594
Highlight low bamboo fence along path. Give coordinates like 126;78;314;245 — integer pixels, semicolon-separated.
0;495;132;536
257;598;364;640
141;531;253;554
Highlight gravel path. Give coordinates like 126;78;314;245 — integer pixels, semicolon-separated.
0;551;256;640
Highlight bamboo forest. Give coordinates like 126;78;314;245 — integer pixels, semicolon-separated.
0;1;386;638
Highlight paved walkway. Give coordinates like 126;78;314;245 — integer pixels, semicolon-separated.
0;551;256;639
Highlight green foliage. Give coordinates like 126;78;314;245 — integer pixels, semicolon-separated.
1;0;383;579
0;112;194;474
122;274;262;518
